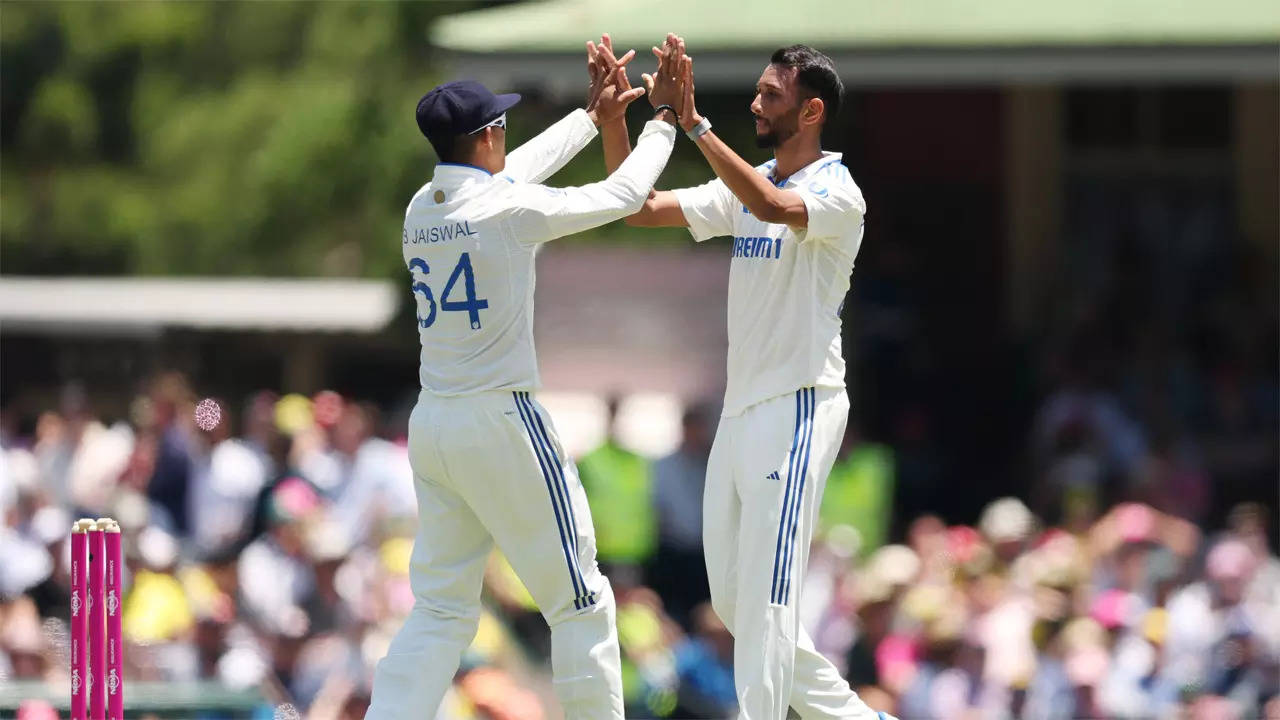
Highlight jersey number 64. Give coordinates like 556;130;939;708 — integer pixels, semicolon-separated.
408;252;489;330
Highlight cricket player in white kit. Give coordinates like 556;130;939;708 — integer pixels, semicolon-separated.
607;36;895;720
366;42;688;720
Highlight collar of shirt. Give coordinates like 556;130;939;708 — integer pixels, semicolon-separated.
431;162;496;189
765;151;844;187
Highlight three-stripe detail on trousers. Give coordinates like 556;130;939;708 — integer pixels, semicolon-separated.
771;387;816;606
513;391;596;610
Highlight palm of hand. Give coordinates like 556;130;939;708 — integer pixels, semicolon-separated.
644;34;685;111
586;35;641;123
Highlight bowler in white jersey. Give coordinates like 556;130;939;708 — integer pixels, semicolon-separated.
365;40;688;720
610;37;892;720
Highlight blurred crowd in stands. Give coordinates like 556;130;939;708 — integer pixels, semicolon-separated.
1;367;1277;719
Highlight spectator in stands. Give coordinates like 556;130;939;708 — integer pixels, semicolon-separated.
145;373;198;534
577;395;655;584
674;602;737;718
1;371;1276;719
820;418;895;556
649;401;715;628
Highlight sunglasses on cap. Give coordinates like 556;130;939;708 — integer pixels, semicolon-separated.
469;113;507;134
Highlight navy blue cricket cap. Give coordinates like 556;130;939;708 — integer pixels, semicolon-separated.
416;80;521;142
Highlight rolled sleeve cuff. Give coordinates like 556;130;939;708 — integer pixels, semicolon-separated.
674;187;722;242
800;191;838;240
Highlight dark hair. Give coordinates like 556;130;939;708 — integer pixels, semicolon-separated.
429;133;479;164
770;44;843;123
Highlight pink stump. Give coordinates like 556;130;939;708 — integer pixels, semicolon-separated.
104;522;124;720
88;522;106;720
70;520;91;720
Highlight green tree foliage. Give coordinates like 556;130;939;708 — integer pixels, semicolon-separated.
2;2;472;277
1;1;752;279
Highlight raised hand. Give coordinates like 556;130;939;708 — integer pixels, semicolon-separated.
586;34;645;125
641;33;685;112
677;39;703;132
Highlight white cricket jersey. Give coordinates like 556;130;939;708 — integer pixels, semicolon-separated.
674;152;866;417
403;110;677;395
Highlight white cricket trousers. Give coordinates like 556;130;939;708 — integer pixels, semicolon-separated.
705;387;878;720
366;390;623;720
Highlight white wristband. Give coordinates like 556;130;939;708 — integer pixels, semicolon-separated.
685;116;712;141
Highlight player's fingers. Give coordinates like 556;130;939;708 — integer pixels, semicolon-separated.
614;66;630;88
620;87;646;104
677;57;690;110
641;73;654;93
615;49;636;68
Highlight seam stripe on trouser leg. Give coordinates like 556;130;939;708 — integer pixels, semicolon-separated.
779;388;812;606
770;390;805;605
517;391;596;609
781;387;816;605
514;391;587;610
775;388;813;606
519;391;596;608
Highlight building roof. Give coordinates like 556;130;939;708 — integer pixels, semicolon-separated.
435;0;1280;52
433;0;1279;90
0;277;399;334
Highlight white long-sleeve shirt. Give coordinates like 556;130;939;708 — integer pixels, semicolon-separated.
403;110;677;395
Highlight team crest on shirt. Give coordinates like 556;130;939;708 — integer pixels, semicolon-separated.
808;181;828;197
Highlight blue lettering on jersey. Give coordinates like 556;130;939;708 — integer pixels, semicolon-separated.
732;236;783;259
410;221;477;244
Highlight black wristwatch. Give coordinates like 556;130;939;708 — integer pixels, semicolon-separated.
653;104;678;123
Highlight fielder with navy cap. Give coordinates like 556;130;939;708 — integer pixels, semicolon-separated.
365;37;687;720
